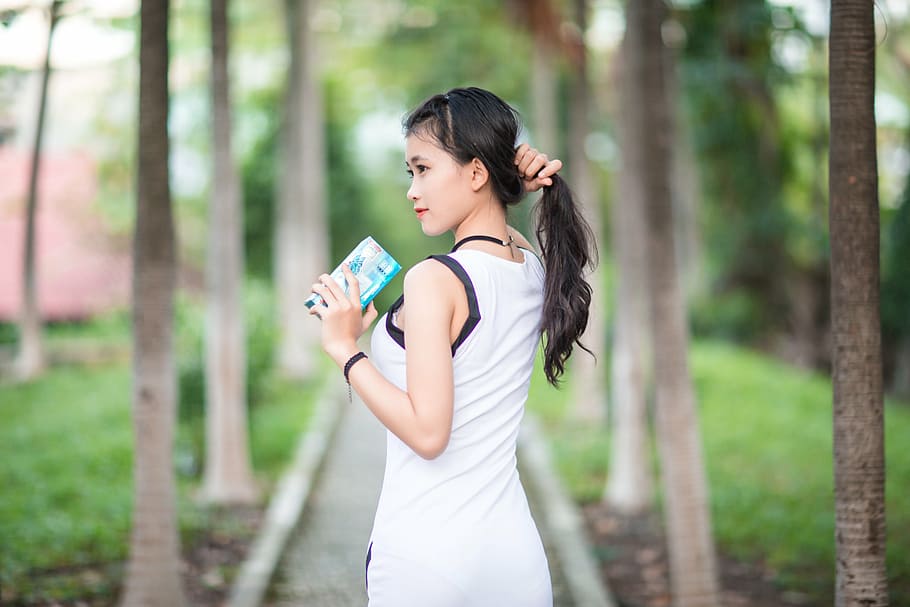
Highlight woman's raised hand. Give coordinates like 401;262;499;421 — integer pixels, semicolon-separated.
514;143;563;193
308;264;379;363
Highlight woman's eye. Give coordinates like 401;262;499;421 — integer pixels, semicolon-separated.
405;165;428;179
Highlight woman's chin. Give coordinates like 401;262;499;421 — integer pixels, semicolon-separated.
421;223;447;237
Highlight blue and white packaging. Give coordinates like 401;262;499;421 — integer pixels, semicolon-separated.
305;236;401;310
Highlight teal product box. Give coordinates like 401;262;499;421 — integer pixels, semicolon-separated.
305;236;401;310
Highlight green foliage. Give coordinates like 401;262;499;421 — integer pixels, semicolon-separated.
0;322;17;346
346;1;531;110
690;288;769;341
176;279;278;477
0;365;134;599
248;373;320;480
882;178;910;338
44;309;132;343
325;75;376;265
675;1;827;342
240;85;281;280
527;340;910;605
0;354;318;601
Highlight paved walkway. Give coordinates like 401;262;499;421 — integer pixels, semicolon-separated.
266;398;577;606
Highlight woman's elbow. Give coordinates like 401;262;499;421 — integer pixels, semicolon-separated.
413;432;450;460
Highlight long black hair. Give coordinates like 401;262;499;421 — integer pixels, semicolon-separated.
403;87;596;386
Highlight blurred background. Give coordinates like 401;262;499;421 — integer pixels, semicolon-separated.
0;0;908;605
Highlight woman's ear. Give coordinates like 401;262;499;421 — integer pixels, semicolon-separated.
469;158;489;192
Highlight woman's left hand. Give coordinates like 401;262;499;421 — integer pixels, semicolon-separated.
515;143;563;192
308;264;378;363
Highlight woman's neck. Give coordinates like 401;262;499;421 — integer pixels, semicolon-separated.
453;201;509;244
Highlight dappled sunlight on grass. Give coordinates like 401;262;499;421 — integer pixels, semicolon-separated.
525;339;910;604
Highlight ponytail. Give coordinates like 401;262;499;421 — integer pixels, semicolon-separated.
533;174;597;386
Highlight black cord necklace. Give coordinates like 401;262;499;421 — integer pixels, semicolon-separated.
450;234;513;252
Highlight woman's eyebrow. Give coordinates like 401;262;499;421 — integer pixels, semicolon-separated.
407;154;430;165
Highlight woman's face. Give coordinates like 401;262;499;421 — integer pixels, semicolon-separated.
405;133;476;237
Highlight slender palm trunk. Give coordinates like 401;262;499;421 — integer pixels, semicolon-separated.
829;1;888;604
120;1;186;605
276;0;328;379
629;0;720;604
16;0;61;381
531;40;558;157
669;60;702;302
567;0;606;422
605;40;653;513
201;0;258;504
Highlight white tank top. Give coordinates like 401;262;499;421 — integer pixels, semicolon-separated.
367;247;551;605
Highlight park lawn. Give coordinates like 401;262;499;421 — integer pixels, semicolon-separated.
0;360;320;602
527;338;910;605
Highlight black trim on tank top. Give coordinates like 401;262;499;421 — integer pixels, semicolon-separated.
384;254;480;356
365;541;373;591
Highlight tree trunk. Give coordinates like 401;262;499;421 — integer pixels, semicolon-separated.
604;40;653;514
15;0;61;381
531;40;558;157
668;56;703;302
628;0;721;604
275;0;328;379
120;1;187;605
828;1;888;604
567;0;606;422
200;0;258;504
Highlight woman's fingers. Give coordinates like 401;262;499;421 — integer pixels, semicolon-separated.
523;154;548;180
515;144;563;192
341;265;361;305
537;158;563;179
318;273;349;306
362;301;379;332
515;143;541;176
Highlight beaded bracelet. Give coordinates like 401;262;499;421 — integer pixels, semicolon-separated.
343;351;368;402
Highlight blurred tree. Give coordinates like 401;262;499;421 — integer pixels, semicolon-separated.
676;1;801;349
15;0;61;381
566;0;608;423
508;0;560;153
627;0;720;604
241;86;281;281
666;29;704;303
275;0;328;379
200;0;258;504
324;75;373;263
120;0;187;605
364;1;530;106
604;37;653;513
828;0;888;604
880;45;910;398
882;177;910;397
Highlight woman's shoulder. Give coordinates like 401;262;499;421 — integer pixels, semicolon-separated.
403;257;465;302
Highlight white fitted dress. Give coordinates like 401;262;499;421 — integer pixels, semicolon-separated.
366;248;552;607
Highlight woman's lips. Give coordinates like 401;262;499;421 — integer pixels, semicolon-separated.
415;208;428;219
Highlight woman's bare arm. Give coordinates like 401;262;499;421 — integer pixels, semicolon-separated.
314;262;460;459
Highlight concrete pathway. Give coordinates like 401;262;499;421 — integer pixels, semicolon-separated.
266;399;383;606
265;395;607;607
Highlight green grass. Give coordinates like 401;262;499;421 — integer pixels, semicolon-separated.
0;360;321;602
526;339;910;605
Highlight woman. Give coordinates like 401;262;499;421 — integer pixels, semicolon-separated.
309;87;595;606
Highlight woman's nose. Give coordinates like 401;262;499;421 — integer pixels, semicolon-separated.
407;182;419;201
